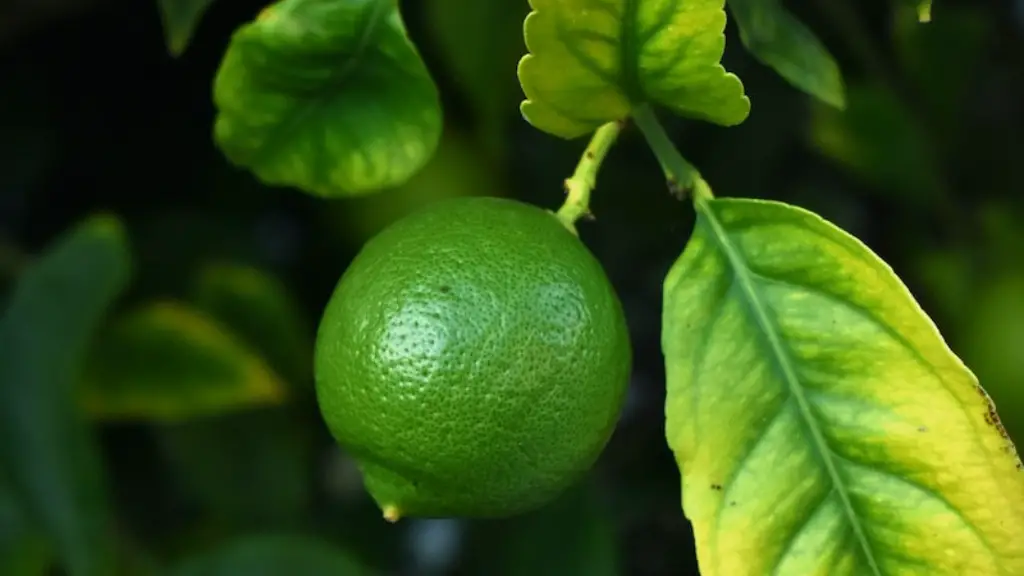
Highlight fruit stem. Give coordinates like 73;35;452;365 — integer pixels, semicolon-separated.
555;120;624;234
630;105;715;204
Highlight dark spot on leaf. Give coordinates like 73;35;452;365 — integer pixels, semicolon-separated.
983;403;1010;439
710;484;722;491
585;150;595;160
439;285;450;293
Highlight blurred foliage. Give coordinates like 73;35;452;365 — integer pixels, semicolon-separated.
0;0;1022;575
0;216;130;576
81;301;288;422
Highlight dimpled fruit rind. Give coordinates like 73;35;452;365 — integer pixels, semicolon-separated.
314;196;632;519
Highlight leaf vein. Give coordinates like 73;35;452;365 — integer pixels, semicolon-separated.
830;452;999;563
770;486;835;574
247;0;390;173
696;200;883;575
555;17;619;86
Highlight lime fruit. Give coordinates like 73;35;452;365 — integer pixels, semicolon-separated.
314;196;631;520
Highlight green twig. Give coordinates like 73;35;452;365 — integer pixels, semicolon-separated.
631;105;708;201
555;120;624;233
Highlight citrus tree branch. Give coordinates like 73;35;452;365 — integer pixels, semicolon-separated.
556;120;624;233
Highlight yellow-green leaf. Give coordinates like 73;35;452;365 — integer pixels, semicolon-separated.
902;0;933;22
517;0;750;139
81;301;287;422
192;262;312;388
213;0;442;197
663;196;1024;575
157;0;217;56
728;0;845;109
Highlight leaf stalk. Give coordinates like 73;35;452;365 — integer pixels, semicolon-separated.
630;105;712;203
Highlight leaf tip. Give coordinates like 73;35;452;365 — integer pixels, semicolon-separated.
824;87;848;111
81;212;127;242
382;505;402;523
918;3;933;22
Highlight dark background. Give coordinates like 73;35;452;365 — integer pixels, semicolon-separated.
1;0;1022;574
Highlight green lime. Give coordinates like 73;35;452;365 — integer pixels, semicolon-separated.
314;196;631;520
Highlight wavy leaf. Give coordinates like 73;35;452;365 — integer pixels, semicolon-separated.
213;0;442;197
663;196;1024;574
517;0;749;139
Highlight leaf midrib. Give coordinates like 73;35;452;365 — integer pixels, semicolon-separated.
694;196;882;575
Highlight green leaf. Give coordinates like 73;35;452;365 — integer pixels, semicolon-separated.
900;0;933;22
173;534;370;576
0;215;131;576
159;407;311;530
81;301;288;422
0;481;51;576
462;477;619;576
663;197;1024;574
157;0;217;56
727;0;845;109
517;0;750;139
191;262;312;387
809;83;940;204
213;0;442;198
425;0;528;159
